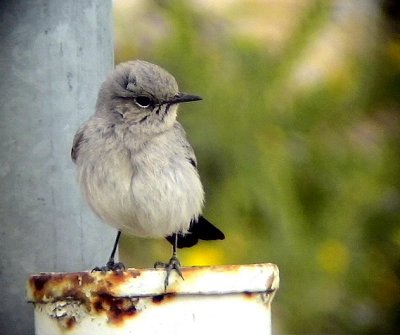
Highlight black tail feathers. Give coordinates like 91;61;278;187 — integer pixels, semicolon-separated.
165;216;225;248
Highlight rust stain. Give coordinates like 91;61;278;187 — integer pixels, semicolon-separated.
80;272;96;285
27;270;144;324
151;292;176;304
105;271;127;285
65;316;76;329
152;294;164;303
28;272;95;303
96;270;140;291
27;271;143;303
27;264;279;327
243;291;254;299
30;274;51;291
108;270;140;283
92;292;138;325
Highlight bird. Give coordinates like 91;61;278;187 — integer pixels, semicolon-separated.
71;60;225;287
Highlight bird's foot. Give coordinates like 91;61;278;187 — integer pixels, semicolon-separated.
92;259;125;273
154;255;184;289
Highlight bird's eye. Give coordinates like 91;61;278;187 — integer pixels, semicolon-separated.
134;96;152;108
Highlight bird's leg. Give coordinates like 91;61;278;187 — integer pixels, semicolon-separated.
92;230;125;272
154;233;184;289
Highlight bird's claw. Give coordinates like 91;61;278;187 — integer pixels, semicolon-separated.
154;255;184;289
92;260;125;273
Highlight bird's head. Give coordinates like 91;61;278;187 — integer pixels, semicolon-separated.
96;60;201;132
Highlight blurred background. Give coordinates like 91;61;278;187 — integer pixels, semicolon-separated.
114;0;400;333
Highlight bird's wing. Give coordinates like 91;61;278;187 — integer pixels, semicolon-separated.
173;122;198;168
71;125;86;163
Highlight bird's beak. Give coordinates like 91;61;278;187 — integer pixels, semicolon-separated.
166;92;202;105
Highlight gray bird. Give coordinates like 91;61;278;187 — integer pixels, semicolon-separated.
71;60;224;287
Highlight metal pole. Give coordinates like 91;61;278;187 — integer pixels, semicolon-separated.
0;1;114;333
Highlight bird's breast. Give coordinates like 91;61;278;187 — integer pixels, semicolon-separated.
129;146;204;237
78;136;204;238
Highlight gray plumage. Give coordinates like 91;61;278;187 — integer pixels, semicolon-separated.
72;60;224;246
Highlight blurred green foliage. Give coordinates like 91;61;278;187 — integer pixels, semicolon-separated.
115;0;400;333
